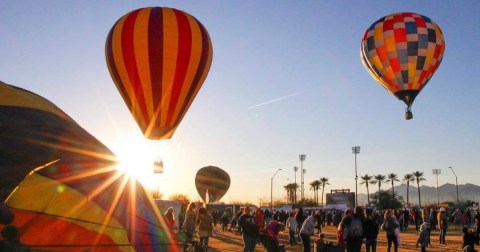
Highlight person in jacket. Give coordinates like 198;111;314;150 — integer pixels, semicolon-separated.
238;207;258;252
342;206;365;252
437;207;448;244
286;212;298;246
197;207;214;251
364;208;379;252
182;202;197;252
383;209;399;252
416;221;430;252
300;211;315;252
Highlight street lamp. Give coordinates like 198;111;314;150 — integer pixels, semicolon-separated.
271;169;282;211
352;146;360;206
294;166;298;204
449;167;459;207
433;169;441;205
299;154;306;202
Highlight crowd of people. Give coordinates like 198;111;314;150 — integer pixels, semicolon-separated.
168;203;480;252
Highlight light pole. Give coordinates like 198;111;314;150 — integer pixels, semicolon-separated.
294;166;298;205
352;146;360;206
299;154;306;202
449;166;459;207
271;169;282;211
433;169;441;205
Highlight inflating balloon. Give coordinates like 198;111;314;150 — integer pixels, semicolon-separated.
106;7;213;139
360;12;445;119
0;81;177;251
195;166;230;203
0;81;115;201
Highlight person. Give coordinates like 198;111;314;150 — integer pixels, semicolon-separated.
342;206;364;252
178;206;185;233
437;207;448;245
416;221;430;252
164;207;175;230
197;207;214;251
295;207;305;242
238;207;258;252
220;210;231;232
286;211;298;246
382;209;399;252
211;209;218;227
0;225;30;252
421;208;431;244
463;226;476;251
300;211;315;252
337;209;352;249
454;209;462;231
182;202;197;252
364;208;379;252
260;220;286;252
314;233;332;252
254;208;265;231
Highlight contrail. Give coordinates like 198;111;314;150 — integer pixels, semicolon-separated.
247;91;304;109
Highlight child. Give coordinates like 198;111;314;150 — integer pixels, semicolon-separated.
462;227;476;252
314;233;331;252
416;221;430;252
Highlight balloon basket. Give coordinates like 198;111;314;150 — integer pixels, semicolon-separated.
405;110;413;120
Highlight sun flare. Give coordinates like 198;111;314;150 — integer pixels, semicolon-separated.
112;137;166;190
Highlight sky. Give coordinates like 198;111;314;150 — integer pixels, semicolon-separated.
1;1;480;205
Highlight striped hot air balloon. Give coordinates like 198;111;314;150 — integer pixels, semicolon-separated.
360;12;445;120
105;7;213;139
0;81;177;251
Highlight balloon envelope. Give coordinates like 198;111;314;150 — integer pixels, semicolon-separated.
106;7;213;140
0;81;115;200
0;81;178;251
195;166;230;203
360;12;445;118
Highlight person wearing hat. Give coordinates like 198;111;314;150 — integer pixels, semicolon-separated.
437;207;448;244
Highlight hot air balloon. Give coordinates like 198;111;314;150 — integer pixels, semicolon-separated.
360;12;445;119
105;7;213;139
0;81;115;201
0;81;179;251
195;166;230;203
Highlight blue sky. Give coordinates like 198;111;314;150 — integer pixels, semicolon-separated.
2;1;480;204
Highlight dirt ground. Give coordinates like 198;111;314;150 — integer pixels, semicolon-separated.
206;224;466;251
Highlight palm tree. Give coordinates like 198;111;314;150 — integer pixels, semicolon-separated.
310;180;321;206
283;183;298;204
373;174;386;204
386;173;399;198
413;171;426;207
319;177;330;207
360;174;374;205
403;173;415;206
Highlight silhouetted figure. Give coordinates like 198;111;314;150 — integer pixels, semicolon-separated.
0;225;30;252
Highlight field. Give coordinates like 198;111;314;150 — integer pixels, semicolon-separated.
206;224;466;251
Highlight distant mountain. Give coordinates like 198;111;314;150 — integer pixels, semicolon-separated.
357;183;480;206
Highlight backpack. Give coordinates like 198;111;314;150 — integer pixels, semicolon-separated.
348;218;363;238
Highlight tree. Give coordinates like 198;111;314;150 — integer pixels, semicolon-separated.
284;183;298;204
319;177;330;207
386;173;399;198
360;174;374;206
169;193;190;203
413;171;426;207
371;191;404;210
403;173;415;206
151;191;163;200
310;180;321;206
373;174;386;204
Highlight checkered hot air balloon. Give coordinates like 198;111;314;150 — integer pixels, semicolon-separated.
106;7;213;139
360;12;445;120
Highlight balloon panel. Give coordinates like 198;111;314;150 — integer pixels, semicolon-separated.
360;12;445;106
0;81;115;201
195;166;230;203
106;7;213;140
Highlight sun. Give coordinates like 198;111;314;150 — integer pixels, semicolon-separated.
111;137;165;189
